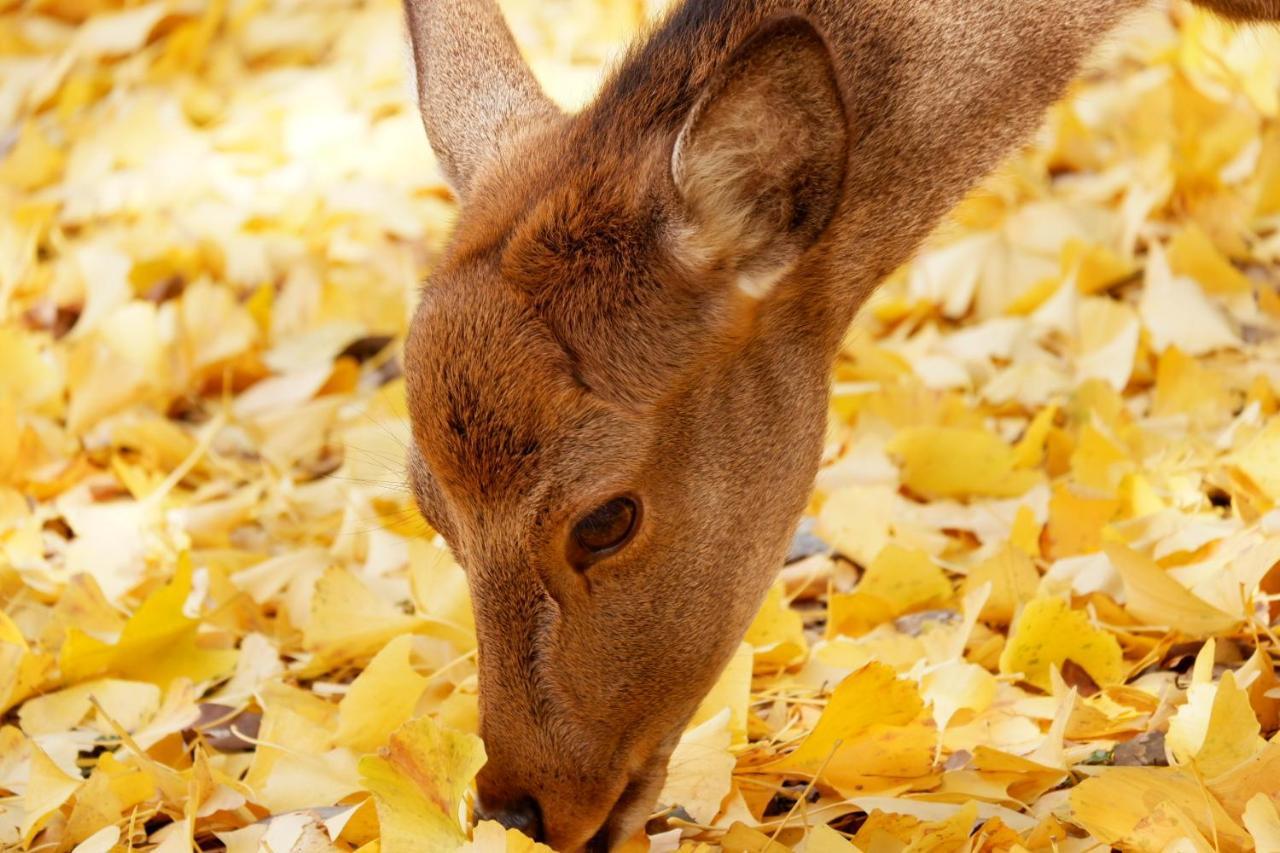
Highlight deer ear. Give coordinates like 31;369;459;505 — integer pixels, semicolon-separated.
671;16;847;296
403;0;559;198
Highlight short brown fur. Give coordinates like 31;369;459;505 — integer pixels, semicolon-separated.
400;0;1280;848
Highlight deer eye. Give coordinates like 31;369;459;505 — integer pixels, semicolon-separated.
569;496;639;566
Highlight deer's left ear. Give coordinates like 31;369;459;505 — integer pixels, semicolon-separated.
404;0;559;198
671;16;847;296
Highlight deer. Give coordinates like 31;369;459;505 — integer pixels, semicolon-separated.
397;0;1280;848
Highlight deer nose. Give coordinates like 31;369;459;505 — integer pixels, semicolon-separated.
475;794;544;841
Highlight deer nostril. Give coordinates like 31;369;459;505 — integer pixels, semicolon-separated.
476;794;544;841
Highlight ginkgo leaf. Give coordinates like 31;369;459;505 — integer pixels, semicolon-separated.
0;613;54;715
689;641;752;744
1243;794;1280;852
743;583;807;671
22;743;82;844
358;716;487;853
1139;244;1239;356
1076;297;1140;391
922;659;997;733
59;554;238;688
460;820;556;853
803;824;858;853
888;426;1043;499
999;596;1125;692
770;663;924;773
1104;543;1241;636
336;635;430;753
657;709;735;825
1230;418;1280;502
1166;669;1263;778
829;545;953;637
962;544;1040;626
302;566;423;669
1070;767;1250;852
18;678;160;735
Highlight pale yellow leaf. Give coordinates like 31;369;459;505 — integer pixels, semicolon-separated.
1105;543;1240;636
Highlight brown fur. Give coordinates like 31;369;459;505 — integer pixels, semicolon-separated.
400;0;1280;848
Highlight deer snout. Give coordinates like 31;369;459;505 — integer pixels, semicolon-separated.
475;755;623;852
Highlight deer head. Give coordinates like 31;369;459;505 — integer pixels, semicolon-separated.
402;1;846;848
400;0;1280;848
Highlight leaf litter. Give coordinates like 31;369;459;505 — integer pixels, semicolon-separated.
2;0;1280;850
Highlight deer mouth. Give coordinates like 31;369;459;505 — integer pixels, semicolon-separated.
586;826;612;853
584;755;671;852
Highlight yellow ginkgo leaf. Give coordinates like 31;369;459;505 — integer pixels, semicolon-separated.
689;642;751;744
998;596;1125;692
1070;767;1249;852
1139;244;1239;356
1076;297;1139;392
903;801;978;853
22;744;81;844
359;716;487;853
59;554;238;689
302;566;423;670
409;538;476;649
1012;405;1058;471
0;329;63;413
460;821;555;853
0;612;55;715
770;663;923;773
829;546;953;637
336;635;430;754
1043;482;1120;559
1152;347;1232;427
1230;418;1280;502
18;678;160;736
1166;224;1252;296
1062;238;1134;295
1104;543;1240;636
743;583;807;671
922;659;997;733
657;709;734;825
719;822;791;853
803;824;858;853
242;682;362;813
1243;794;1280;853
1069;421;1132;497
0;123;66;191
962;544;1039;626
888;426;1043;499
816;483;895;567
1208;742;1280;821
1166;670;1263;778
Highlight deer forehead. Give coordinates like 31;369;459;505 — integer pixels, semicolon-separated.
406;284;577;491
406;278;649;525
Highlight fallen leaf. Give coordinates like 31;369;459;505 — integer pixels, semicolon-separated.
888;426;1043;499
998;596;1125;691
59;554;238;688
658;709;735;825
1105;543;1240;636
335;635;430;754
770;663;924;773
358;716;487;853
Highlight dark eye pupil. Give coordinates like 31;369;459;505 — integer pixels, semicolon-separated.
573;497;637;554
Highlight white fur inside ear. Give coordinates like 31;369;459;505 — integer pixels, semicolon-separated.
736;262;792;299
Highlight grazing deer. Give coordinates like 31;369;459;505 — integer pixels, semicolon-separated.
398;0;1280;848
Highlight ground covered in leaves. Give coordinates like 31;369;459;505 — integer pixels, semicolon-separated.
3;0;1280;850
